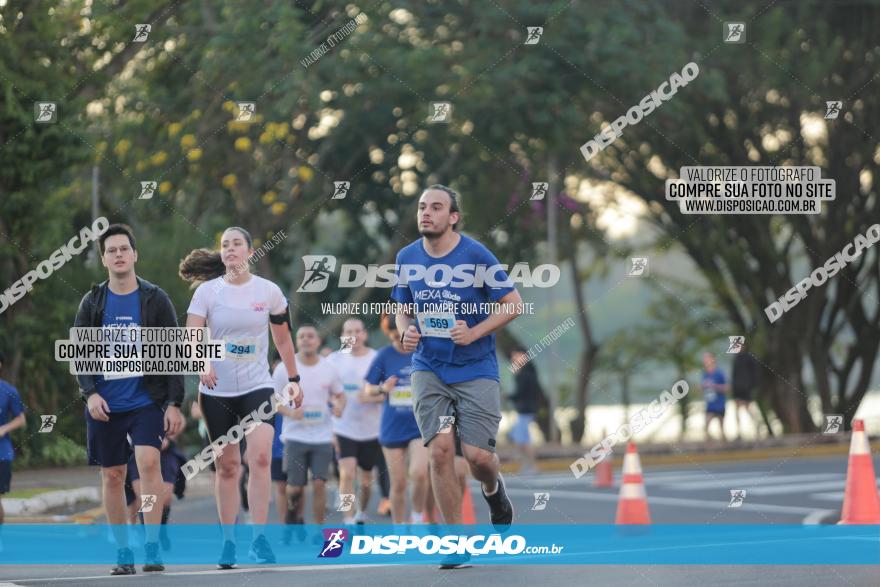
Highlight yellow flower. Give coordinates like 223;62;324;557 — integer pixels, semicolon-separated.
187;148;202;161
159;181;172;194
272;122;289;139
150;151;168;166
270;202;287;215
259;131;273;144
298;166;314;182
113;139;131;158
234;137;252;152
222;174;238;189
168;123;182;137
262;191;277;204
135;160;147;172
222;101;236;112
227;120;249;133
180;134;197;149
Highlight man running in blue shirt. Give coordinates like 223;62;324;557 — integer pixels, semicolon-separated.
74;224;185;575
701;351;729;443
394;185;523;566
0;350;26;551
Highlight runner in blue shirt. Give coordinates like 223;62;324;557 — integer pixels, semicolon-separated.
701;351;729;442
363;314;428;525
393;185;523;567
0;350;26;550
74;224;185;575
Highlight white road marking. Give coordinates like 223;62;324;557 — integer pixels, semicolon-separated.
810;482;880;502
811;491;845;502
505;487;825;515
801;509;837;525
747;480;847;496
655;473;842;491
509;471;766;486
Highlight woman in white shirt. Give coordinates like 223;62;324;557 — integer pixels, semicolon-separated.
180;227;302;569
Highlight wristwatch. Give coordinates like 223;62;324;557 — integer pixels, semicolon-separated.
288;375;301;383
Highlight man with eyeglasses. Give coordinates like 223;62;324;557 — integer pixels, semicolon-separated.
73;223;184;575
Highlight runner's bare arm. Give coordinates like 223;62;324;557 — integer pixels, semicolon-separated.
359;382;386;402
0;412;25;436
187;314;217;389
331;389;346;416
270;322;303;407
357;383;384;403
395;309;416;331
396;310;421;352
276;403;302;419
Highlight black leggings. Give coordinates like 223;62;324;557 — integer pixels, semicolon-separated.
376;447;390;498
199;388;276;445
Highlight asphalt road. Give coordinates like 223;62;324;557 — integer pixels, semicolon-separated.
2;455;878;586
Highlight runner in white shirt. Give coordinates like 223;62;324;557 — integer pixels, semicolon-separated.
180;227;303;569
274;325;345;536
327;318;379;525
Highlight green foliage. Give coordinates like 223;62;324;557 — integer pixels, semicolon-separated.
16;434;88;468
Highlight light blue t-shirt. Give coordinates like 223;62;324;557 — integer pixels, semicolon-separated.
391;235;515;384
95;289;153;412
0;379;24;461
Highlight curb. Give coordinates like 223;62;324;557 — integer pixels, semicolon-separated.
5;487;100;517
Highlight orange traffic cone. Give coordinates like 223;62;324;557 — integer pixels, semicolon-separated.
615;442;651;524
430;483;477;524
594;429;614;487
838;419;880;524
594;456;615;487
461;483;477;524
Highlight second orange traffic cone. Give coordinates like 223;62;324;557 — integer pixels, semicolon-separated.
461;483;477;524
615;442;651;524
594;456;615;487
431;483;477;524
594;428;615;487
838;419;880;524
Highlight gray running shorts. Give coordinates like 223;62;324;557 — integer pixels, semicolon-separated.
411;370;501;453
284;440;334;486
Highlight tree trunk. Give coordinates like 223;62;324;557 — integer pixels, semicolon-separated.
765;324;814;432
568;250;599;444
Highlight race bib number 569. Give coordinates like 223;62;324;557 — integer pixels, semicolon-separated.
418;313;456;338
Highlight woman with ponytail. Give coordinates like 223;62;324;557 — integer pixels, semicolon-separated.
180;227;302;569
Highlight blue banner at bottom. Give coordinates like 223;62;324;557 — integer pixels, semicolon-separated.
0;524;878;565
